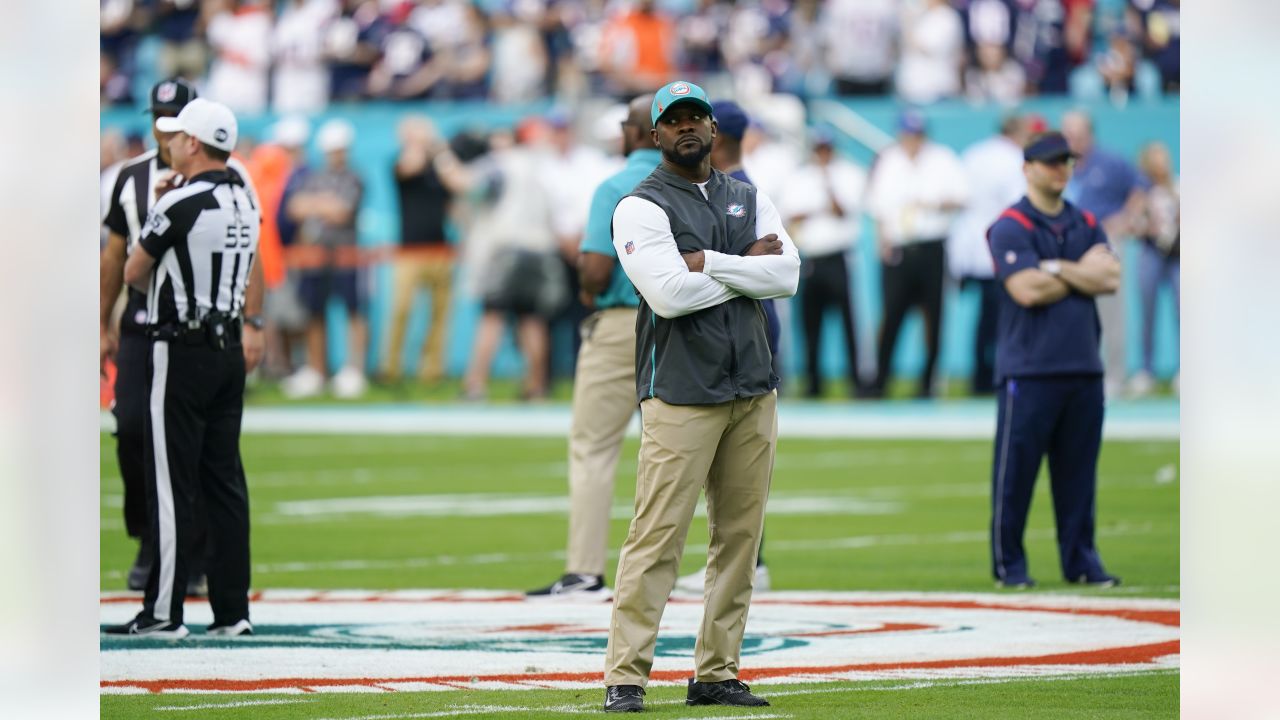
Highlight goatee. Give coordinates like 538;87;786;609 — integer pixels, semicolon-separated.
663;140;710;169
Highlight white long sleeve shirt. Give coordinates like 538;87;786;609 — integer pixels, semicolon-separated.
612;186;800;319
867;142;969;246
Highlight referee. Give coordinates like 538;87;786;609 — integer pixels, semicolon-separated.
100;77;263;592
106;98;260;637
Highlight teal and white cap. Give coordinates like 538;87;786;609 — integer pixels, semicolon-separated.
651;80;714;126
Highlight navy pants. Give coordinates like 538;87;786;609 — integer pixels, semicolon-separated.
991;375;1108;583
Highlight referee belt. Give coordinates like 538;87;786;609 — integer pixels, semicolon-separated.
149;317;242;348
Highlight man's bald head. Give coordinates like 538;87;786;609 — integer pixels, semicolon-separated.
622;94;654;156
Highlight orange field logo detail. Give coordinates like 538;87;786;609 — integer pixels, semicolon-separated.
99;590;1179;694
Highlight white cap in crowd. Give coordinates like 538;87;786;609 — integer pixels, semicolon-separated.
317;119;356;152
271;116;311;148
155;98;238;152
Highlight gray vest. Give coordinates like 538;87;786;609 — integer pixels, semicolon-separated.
625;166;777;405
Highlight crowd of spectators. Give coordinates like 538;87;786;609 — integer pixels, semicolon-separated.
102;0;1179;111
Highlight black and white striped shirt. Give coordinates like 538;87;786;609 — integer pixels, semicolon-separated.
139;169;261;327
104;151;259;334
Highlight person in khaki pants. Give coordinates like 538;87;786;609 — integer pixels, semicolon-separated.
603;81;800;713
526;97;663;599
383;116;458;385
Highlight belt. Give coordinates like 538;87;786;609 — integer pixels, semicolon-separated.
149;316;242;349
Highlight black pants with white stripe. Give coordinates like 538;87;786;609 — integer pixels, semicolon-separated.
989;375;1108;583
143;339;250;627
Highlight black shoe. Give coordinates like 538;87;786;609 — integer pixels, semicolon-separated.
604;685;644;713
995;577;1037;590
526;573;610;600
1069;573;1121;588
127;542;153;591
686;678;770;707
207;619;254;637
103;614;189;639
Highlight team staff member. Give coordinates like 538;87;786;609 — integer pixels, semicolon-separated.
674;98;773;595
603;81;799;713
100;77;263;591
987;131;1122;590
527;96;659;600
106;98;261;637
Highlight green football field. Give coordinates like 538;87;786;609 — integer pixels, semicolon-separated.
99;430;1179;718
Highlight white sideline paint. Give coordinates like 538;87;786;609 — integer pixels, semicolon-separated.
99;400;1178;440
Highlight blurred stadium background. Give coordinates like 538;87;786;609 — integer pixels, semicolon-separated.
98;0;1179;717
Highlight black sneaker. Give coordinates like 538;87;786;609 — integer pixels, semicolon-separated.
103;614;189;639
995;577;1037;590
1069;573;1121;588
207;619;254;637
604;684;644;713
526;573;610;600
686;678;770;707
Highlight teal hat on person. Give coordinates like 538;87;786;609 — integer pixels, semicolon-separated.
651;80;714;126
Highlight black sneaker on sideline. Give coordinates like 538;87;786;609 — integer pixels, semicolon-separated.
207;619;254;637
526;573;610;600
604;684;644;713
686;678;770;707
103;614;189;639
1069;573;1122;588
995;577;1037;590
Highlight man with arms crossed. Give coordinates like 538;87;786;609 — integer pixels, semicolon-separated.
987;131;1122;590
602;81;800;713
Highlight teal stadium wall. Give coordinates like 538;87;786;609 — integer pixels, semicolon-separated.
102;97;1180;386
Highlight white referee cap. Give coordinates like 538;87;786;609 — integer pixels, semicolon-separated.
155;98;238;152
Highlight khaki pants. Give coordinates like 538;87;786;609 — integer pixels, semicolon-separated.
383;253;453;382
604;391;778;687
566;308;638;577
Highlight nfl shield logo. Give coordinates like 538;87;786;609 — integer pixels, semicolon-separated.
726;203;746;218
625;241;635;255
157;82;177;103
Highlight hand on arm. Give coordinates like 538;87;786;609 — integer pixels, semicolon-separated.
1004;268;1071;307
613;196;739;319
1055;243;1121;296
578;251;616;297
699;193;801;299
123;245;157;294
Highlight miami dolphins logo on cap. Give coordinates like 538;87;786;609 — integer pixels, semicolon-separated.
726;202;746;218
670;82;691;96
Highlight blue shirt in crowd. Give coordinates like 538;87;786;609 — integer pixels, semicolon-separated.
584;148;662;309
1064;147;1147;222
988;197;1110;383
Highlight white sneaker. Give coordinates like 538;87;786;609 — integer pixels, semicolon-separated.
1126;370;1156;398
331;366;368;399
673;564;771;594
281;366;324;399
